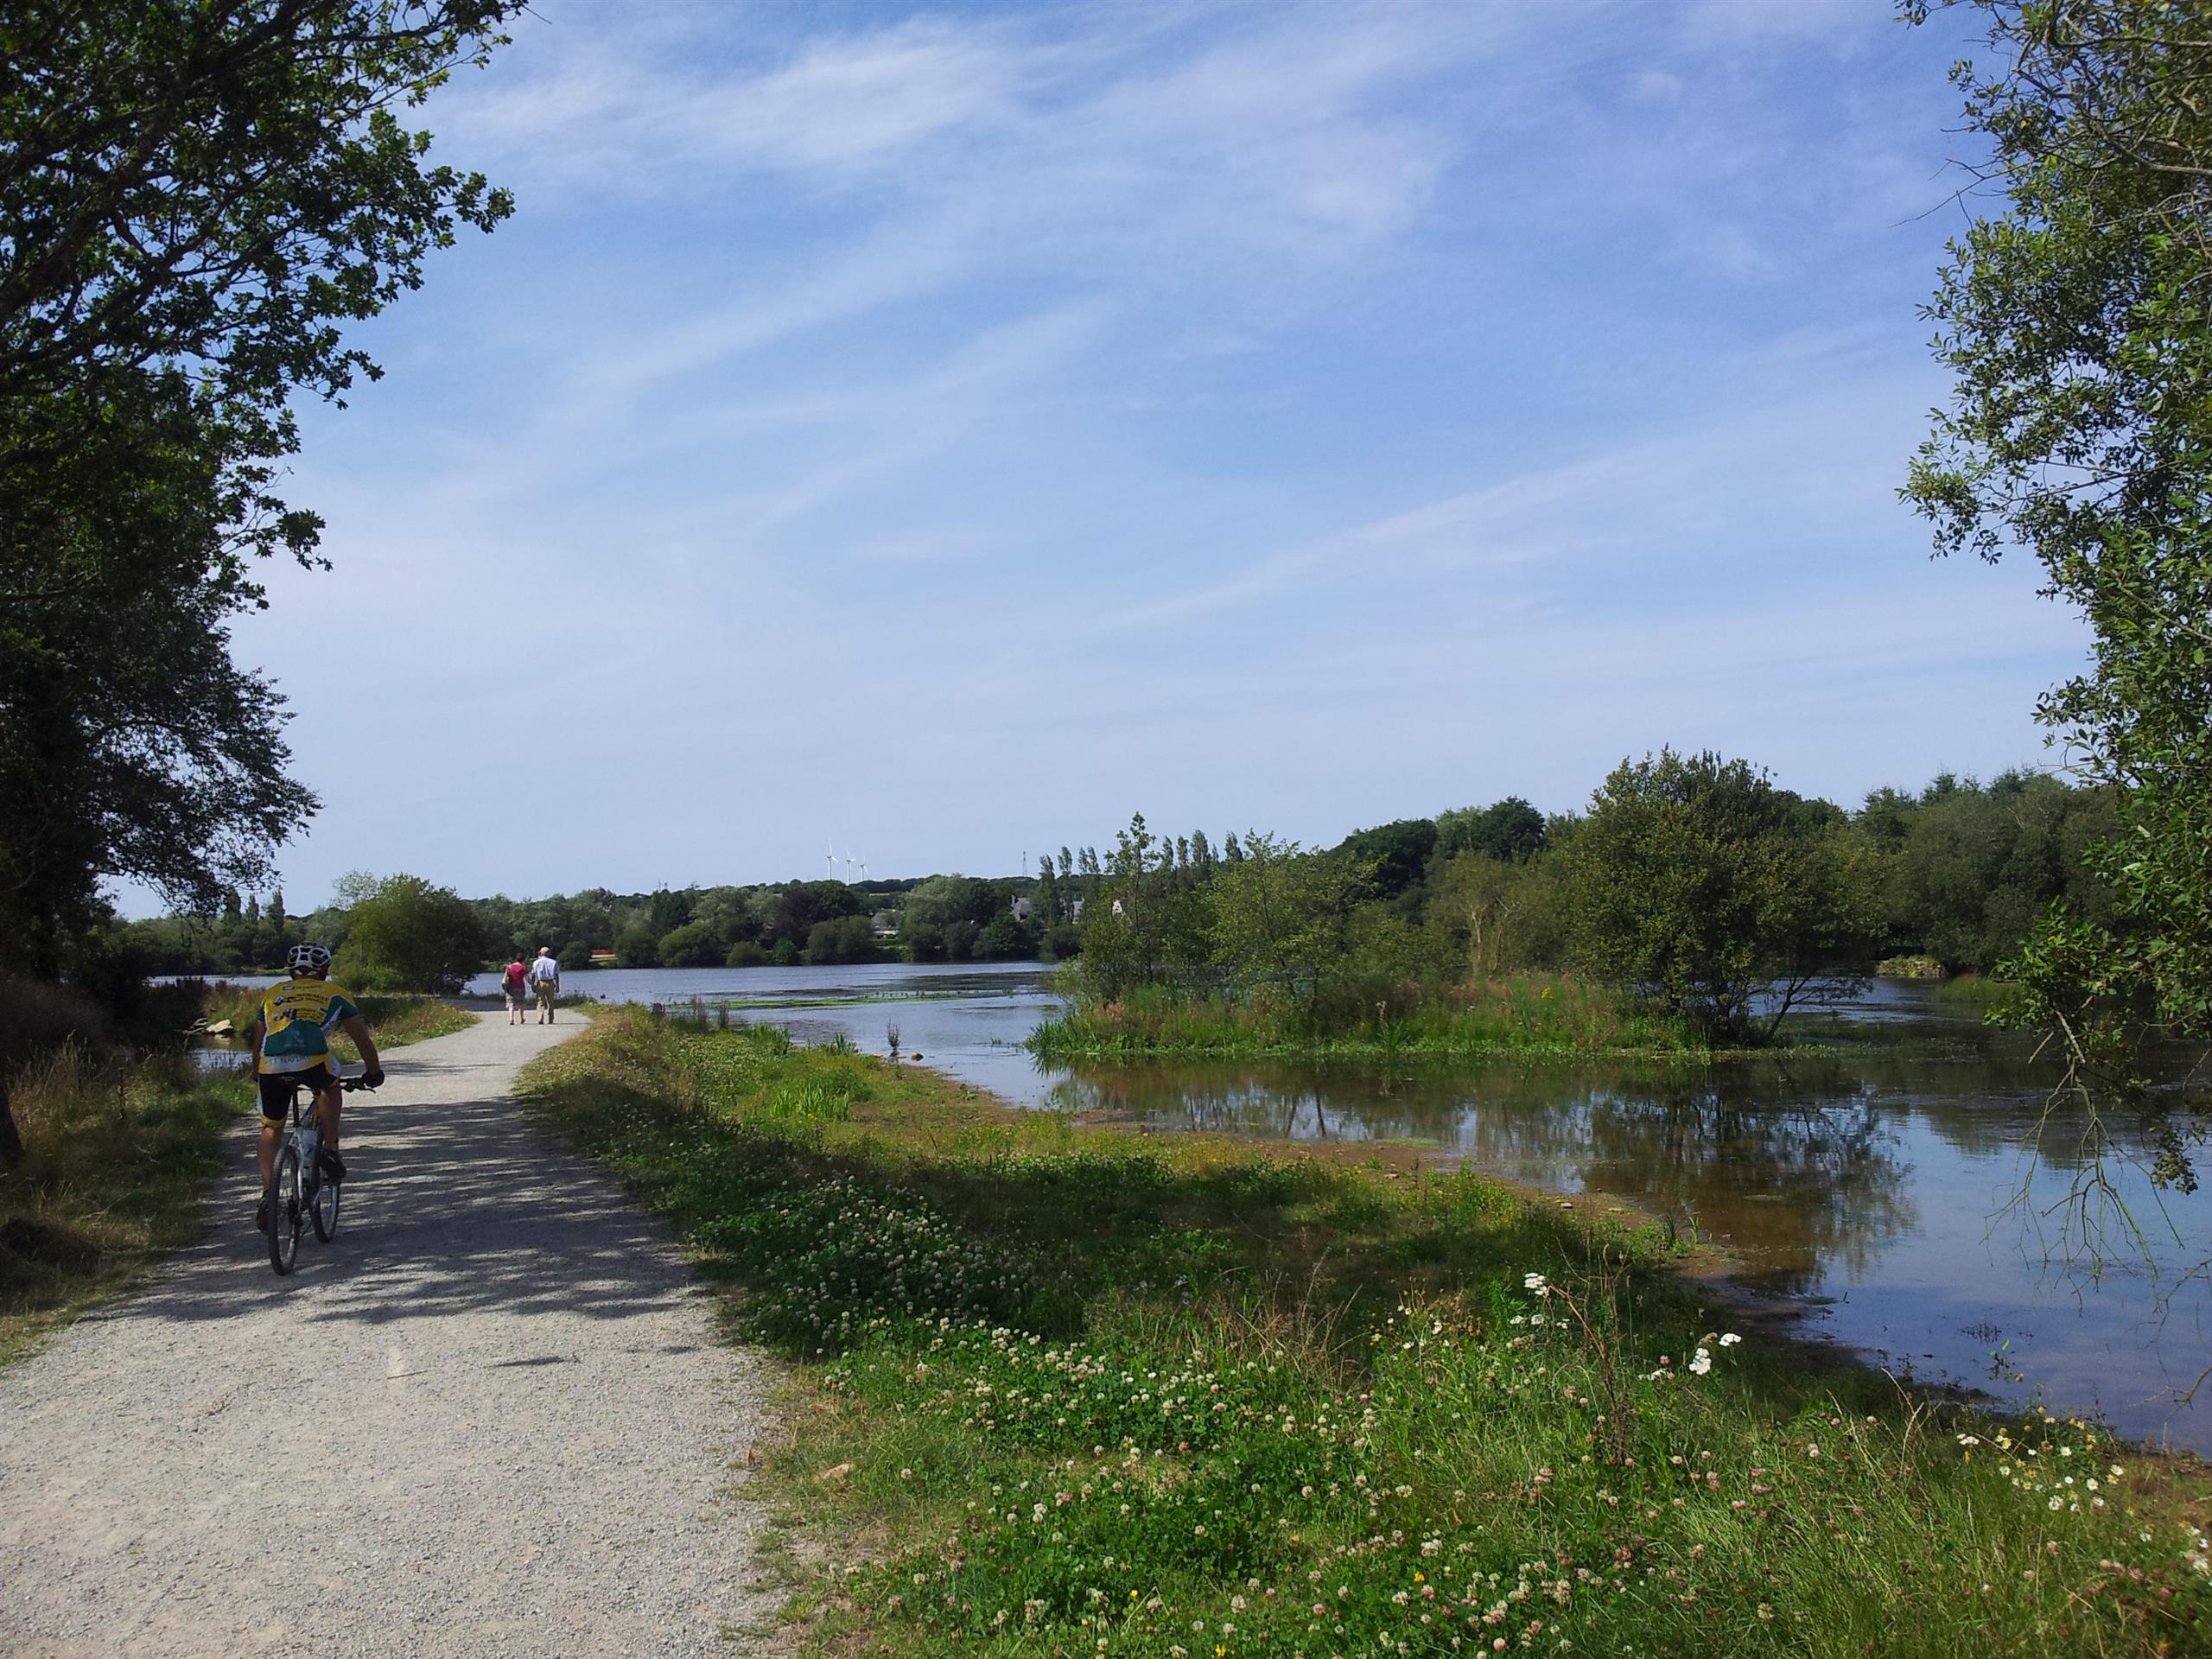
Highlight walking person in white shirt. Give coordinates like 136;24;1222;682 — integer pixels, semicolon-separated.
527;946;562;1023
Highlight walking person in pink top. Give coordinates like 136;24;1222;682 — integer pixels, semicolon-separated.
500;955;530;1025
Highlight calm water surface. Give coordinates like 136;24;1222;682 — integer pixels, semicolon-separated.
501;962;2212;1449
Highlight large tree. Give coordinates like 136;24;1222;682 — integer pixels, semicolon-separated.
334;870;488;994
1563;751;1879;1046
1904;0;2212;1189
0;1;522;975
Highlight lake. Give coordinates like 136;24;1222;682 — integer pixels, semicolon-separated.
502;961;2212;1451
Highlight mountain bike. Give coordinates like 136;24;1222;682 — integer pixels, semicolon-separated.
266;1071;374;1275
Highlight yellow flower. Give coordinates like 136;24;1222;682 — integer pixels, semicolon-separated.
1414;1572;1426;1582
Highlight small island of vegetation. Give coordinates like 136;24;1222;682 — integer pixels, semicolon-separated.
1034;754;2113;1061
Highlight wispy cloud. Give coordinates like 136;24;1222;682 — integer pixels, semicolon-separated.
454;0;1573;406
202;0;2085;899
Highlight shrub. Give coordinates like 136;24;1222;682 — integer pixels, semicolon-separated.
614;924;660;969
973;912;1036;961
658;920;725;968
807;915;880;965
334;873;490;994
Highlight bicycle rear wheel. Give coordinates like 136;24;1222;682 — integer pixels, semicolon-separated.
310;1160;340;1242
268;1147;302;1274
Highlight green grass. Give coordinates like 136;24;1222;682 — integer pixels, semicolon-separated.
519;1008;2212;1658
1929;975;2028;1019
0;1046;250;1364
1031;976;1716;1063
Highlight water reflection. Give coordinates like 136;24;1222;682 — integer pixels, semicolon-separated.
1035;1040;2212;1445
1045;1057;1922;1296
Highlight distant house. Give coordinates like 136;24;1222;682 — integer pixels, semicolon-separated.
872;910;900;939
1070;899;1084;921
1010;896;1032;921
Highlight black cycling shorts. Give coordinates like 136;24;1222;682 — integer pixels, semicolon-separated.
258;1065;338;1124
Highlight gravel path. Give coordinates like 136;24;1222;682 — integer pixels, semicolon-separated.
0;1011;775;1658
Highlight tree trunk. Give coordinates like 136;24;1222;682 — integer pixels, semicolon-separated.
0;1074;22;1171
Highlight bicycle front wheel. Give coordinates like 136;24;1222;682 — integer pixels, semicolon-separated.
268;1147;302;1275
310;1160;340;1242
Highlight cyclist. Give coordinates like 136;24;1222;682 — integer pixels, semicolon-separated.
250;942;384;1231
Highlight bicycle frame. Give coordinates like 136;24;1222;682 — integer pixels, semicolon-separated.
266;1069;370;1274
281;1075;346;1182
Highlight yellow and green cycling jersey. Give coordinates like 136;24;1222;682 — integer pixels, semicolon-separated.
256;977;362;1075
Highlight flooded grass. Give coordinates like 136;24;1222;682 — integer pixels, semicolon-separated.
1928;975;2028;1018
518;1008;2212;1657
1031;976;1746;1063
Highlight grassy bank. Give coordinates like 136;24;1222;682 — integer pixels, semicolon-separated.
1;988;479;1363
1031;976;1713;1063
519;1008;2210;1658
0;1047;245;1364
1928;975;2027;1019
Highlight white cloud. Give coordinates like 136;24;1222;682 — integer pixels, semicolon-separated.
175;0;2072;902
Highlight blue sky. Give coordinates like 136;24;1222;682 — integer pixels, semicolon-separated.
191;0;2081;908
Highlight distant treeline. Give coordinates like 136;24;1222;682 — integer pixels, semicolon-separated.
118;872;1068;977
117;763;2109;1012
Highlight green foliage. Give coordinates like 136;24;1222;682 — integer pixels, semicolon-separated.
1209;832;1361;1016
901;874;1032;963
1867;772;2116;972
807;914;881;965
1328;817;1438;904
331;871;489;995
614;923;661;969
1067;817;1215;997
1433;795;1548;863
1563;752;1880;1045
0;1;522;971
1065;790;1867;1054
1904;1;2212;1188
1428;849;1571;979
972;912;1035;962
657;919;724;969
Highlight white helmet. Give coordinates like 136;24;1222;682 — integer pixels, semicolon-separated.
286;941;334;976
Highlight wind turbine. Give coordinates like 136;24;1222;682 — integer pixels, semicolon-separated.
825;841;836;881
843;855;858;884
